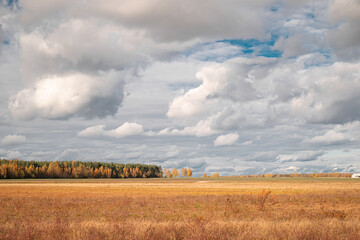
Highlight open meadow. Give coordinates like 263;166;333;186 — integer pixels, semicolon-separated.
1;178;360;240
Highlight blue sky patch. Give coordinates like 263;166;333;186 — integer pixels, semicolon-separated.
219;35;283;58
1;0;18;7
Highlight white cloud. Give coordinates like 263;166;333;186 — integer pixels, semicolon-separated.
77;125;106;137
1;134;26;146
214;133;239;146
107;122;144;138
12;17;195;121
78;122;144;138
167;57;272;120
9;72;124;120
304;121;360;145
167;56;360;131
159;118;218;137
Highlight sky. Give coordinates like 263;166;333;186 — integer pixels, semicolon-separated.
0;0;360;176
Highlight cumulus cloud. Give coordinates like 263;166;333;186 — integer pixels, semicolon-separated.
11;16;194;121
9;72;124;120
214;133;239;146
303;121;360;145
19;18;193;81
77;125;107;138
167;56;360;132
158;118;218;137
289;61;360;124
9;0;278;121
1;134;26;145
78;122;144;138
167;57;270;119
107;122;144;138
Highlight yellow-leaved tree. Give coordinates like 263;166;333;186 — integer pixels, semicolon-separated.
212;172;220;178
181;168;188;177
187;168;192;177
172;168;179;178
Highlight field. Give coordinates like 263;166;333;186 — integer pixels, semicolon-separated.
1;178;360;239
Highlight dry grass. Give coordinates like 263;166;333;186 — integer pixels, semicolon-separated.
1;178;360;239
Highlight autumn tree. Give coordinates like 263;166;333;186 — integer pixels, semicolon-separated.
202;173;207;178
163;169;170;178
187;168;192;177
181;168;188;177
25;165;36;178
47;162;62;178
0;159;163;179
106;167;112;178
123;167;130;178
172;168;179;178
0;164;7;178
212;172;220;178
39;165;47;178
73;164;89;178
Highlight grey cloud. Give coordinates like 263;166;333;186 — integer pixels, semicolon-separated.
276;151;325;163
84;0;271;42
162;158;208;174
0;23;2;54
295;164;359;174
326;0;360;61
239;167;270;175
244;151;278;162
19;20;153;81
55;149;81;161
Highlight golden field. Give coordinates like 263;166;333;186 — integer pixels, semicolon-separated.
1;178;360;239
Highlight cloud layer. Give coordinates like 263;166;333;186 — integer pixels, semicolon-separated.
1;0;360;176
78;122;144;138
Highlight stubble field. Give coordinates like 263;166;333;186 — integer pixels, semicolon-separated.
1;178;360;240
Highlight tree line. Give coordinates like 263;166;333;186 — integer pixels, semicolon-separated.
0;159;162;179
226;172;353;178
163;168;192;178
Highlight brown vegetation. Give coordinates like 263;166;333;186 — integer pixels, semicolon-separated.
1;178;360;239
229;172;353;178
0;159;162;179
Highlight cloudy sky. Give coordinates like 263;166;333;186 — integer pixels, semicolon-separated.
1;0;360;176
